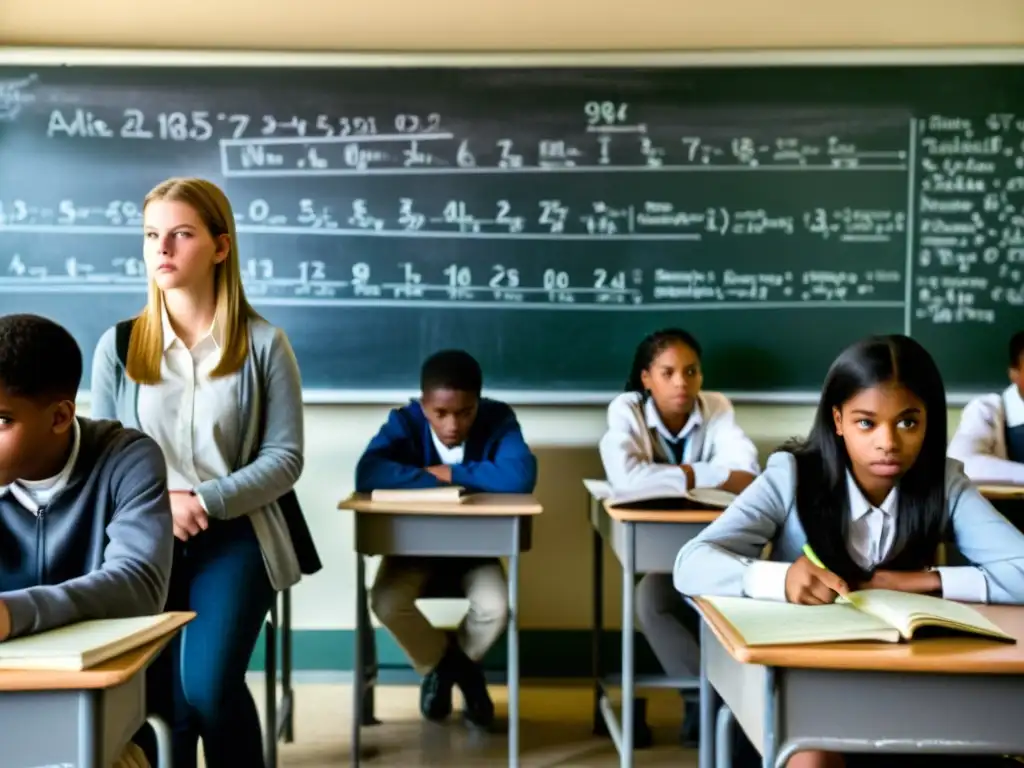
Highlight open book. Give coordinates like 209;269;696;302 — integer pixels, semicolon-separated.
703;589;1016;646
370;486;468;504
0;612;192;671
584;479;736;510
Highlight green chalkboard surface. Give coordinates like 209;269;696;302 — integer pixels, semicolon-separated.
0;55;1022;401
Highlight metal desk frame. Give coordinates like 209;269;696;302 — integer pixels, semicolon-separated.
694;605;1024;768
263;587;295;768
588;490;713;768
350;506;535;768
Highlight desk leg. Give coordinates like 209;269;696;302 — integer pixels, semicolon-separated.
507;520;521;768
591;497;605;735
352;555;365;767
698;622;720;768
762;667;778;768
282;587;294;743
78;690;102;768
714;705;735;768
619;521;635;768
147;715;173;768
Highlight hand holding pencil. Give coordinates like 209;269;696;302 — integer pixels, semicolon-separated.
782;544;849;605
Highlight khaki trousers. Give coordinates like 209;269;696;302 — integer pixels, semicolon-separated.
370;556;508;675
113;742;150;767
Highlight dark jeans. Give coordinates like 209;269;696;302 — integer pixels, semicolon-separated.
138;516;275;768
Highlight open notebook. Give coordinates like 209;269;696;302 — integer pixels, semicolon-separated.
584;479;736;510
0;612;191;671
370;486;468;504
703;589;1016;646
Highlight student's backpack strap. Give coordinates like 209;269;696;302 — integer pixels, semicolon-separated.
114;318;135;367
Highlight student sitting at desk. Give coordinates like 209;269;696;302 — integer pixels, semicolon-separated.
948;330;1024;484
674;334;1024;768
356;349;537;730
0;313;174;768
598;328;760;746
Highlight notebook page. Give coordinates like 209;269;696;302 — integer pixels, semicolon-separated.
704;595;899;646
0;614;169;659
847;590;1013;639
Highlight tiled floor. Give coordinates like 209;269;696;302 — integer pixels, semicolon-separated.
242;678;699;767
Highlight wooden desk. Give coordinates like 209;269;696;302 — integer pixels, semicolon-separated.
979;484;1024;502
584;480;722;768
692;597;1024;768
0;611;193;768
339;493;542;768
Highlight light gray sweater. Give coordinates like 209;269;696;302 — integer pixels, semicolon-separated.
90;317;305;591
674;451;1024;605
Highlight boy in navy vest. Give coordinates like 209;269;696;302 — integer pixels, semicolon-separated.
356;349;537;729
0;314;173;767
949;330;1024;483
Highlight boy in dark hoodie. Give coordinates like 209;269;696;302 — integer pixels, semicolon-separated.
356;349;537;729
0;314;173;765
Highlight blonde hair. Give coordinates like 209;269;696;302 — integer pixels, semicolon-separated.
126;177;259;384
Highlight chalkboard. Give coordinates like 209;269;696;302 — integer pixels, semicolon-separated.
0;55;1022;402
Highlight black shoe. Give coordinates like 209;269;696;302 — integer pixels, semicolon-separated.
452;653;495;729
680;696;700;748
419;654;455;721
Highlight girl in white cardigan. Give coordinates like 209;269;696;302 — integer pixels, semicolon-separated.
598;328;760;746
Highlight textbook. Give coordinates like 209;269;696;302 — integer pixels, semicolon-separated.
703;590;1016;647
584;479;736;510
0;612;192;671
370;486;468;504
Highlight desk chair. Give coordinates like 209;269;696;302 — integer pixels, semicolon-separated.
263;588;294;768
263;488;323;767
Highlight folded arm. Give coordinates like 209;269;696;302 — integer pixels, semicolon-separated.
944;477;1024;604
599;404;691;493
450;416;537;493
688;408;761;493
355;409;441;492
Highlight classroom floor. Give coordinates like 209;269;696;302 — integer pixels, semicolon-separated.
237;678;699;767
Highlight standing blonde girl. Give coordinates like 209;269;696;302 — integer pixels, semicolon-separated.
91;177;308;768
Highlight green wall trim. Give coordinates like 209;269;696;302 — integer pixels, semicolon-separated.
248;627;662;678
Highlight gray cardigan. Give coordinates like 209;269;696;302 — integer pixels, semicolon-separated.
89;317;304;592
674;451;1024;605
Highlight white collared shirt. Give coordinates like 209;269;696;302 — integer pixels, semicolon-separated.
743;470;987;603
599;390;760;494
645;397;703;464
430;429;465;465
948;384;1024;484
0;418;81;514
137;305;241;491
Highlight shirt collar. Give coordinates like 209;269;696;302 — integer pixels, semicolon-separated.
161;302;222;352
644;396;703;442
846;469;898;522
1003;384;1024;429
0;417;81;509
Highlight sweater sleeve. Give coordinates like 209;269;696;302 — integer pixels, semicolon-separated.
450;413;538;493
355;408;441;492
194;327;305;520
0;435;174;638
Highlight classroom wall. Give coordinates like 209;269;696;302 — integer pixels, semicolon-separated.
9;0;1017;673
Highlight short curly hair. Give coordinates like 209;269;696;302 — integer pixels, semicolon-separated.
420;349;483;395
0;314;82;401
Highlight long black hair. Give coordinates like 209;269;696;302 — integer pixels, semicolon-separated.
781;335;949;586
625;328;703;394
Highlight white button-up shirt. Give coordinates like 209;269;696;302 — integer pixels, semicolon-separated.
137;306;241;492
